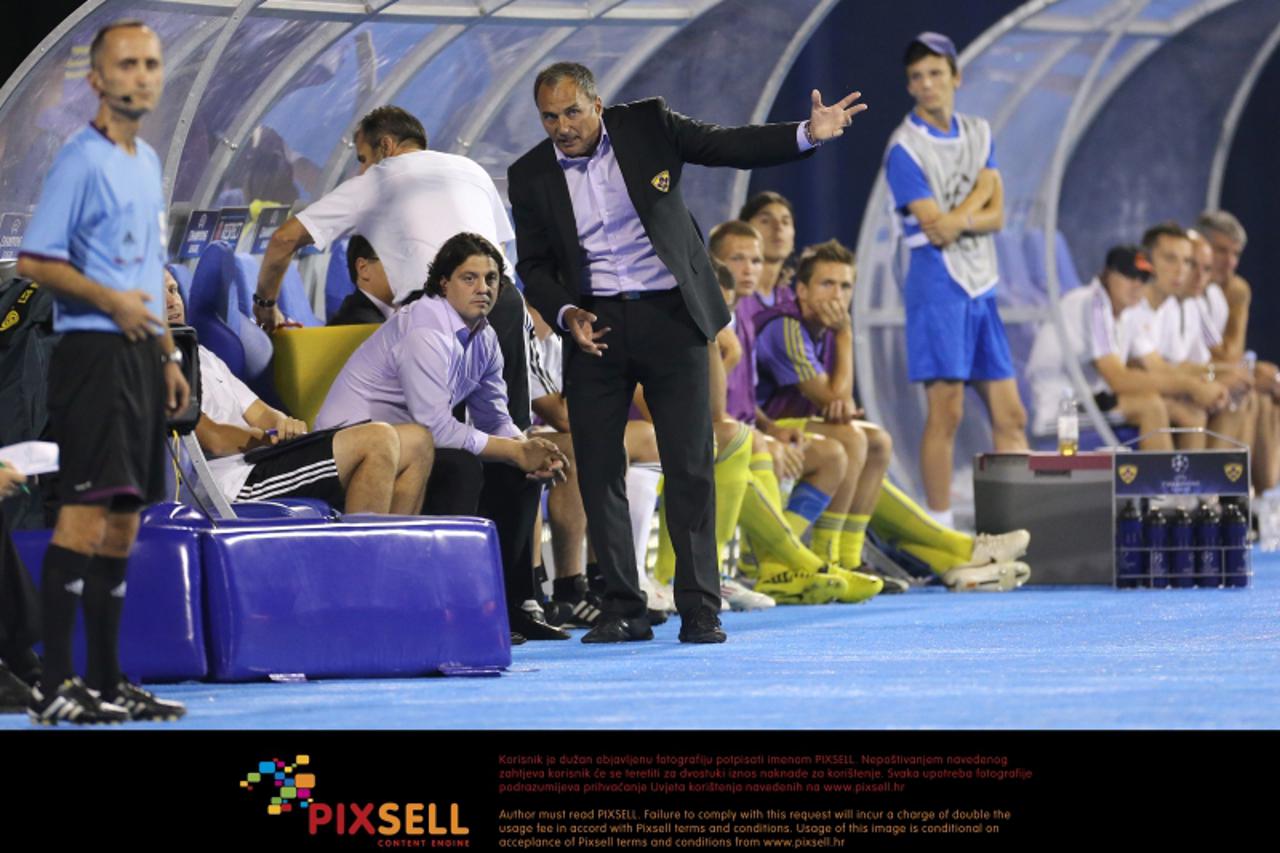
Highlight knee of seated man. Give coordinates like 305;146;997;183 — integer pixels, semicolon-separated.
1132;390;1168;420
824;421;868;460
1175;405;1208;428
396;423;435;461
805;433;847;477
861;422;893;461
348;421;400;459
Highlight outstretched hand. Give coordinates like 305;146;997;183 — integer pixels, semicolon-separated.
808;89;868;143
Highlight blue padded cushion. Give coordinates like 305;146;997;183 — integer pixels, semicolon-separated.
141;500;332;529
12;527;207;682
200;517;510;680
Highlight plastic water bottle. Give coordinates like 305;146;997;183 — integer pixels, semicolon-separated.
1143;506;1168;589
1222;502;1249;588
1195;502;1222;588
1169;507;1195;588
1115;500;1143;588
1057;389;1079;456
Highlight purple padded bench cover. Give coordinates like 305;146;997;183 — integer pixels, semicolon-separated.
201;516;510;681
12;527;208;682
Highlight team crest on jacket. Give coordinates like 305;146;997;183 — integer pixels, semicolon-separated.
651;170;670;192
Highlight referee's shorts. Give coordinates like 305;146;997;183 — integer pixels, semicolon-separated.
47;332;168;508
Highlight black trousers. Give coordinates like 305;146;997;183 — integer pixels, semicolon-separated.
423;448;540;613
564;290;719;618
0;504;40;669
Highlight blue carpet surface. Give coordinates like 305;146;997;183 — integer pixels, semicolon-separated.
6;552;1278;730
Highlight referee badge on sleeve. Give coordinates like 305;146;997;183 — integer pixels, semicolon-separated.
651;170;670;192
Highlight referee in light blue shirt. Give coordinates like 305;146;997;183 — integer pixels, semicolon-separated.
16;21;188;724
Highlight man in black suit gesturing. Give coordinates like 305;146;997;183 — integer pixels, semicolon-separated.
508;62;866;644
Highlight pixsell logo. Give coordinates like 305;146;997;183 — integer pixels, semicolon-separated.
238;754;470;845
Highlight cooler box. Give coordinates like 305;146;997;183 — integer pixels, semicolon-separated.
974;452;1114;585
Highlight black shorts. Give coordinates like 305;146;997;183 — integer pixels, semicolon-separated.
236;432;345;510
48;333;168;508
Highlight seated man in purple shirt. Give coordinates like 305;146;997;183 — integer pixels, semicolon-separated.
316;232;570;641
708;223;875;603
755;240;1031;591
164;271;431;514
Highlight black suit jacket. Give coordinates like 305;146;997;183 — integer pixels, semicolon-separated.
326;289;386;327
507;97;810;343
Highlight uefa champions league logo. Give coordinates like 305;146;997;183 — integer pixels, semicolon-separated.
1172;454;1190;474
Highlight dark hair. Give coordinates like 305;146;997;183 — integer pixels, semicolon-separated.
1141;221;1188;254
90;20;150;70
711;258;735;293
903;41;958;75
796;239;856;286
346;234;378;285
708;220;763;259
417;232;505;300
533;62;598;101
738;191;794;224
357;105;427;151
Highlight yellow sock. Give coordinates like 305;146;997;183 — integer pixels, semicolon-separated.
784;511;811;541
870;480;972;560
810;512;844;564
739;472;826;574
901;543;969;575
840;514;870;568
750;453;783;507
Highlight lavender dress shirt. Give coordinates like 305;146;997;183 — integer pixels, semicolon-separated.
315;295;522;455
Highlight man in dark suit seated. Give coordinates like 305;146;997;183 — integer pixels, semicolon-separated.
507;61;867;644
328;234;395;326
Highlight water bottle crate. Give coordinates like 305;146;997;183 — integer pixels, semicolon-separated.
1112;446;1250;591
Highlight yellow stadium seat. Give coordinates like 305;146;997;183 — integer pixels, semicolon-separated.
272;324;379;428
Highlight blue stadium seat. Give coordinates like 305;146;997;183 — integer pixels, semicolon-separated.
324;236;353;321
225;251;321;328
187;241;279;404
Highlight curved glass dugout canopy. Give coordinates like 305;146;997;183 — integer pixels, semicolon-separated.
2;0;1277;511
0;0;840;256
854;0;1279;508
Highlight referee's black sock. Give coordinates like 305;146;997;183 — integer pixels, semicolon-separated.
84;555;128;694
39;545;90;692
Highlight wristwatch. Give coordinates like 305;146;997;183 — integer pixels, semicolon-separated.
161;348;184;367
